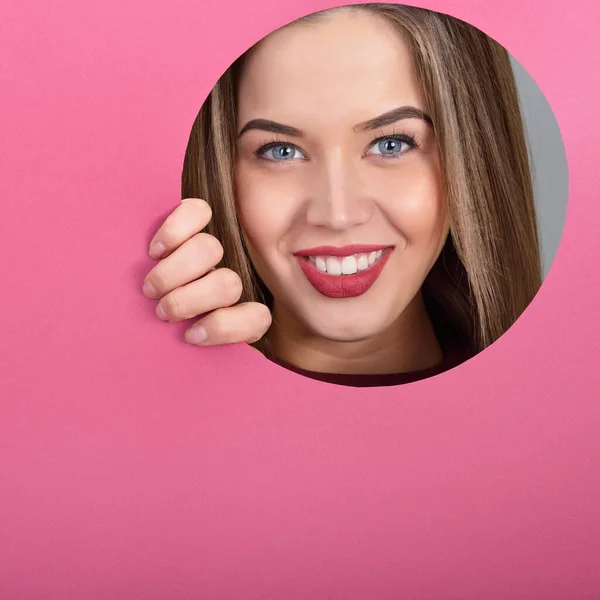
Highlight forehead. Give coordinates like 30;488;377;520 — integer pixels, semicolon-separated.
237;11;425;124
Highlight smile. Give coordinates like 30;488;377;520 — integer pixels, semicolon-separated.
294;245;394;298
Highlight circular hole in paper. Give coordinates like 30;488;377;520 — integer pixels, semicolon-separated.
182;3;567;387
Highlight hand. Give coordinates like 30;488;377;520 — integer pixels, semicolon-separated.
142;198;272;346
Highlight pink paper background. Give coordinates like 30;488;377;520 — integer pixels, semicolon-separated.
1;0;598;598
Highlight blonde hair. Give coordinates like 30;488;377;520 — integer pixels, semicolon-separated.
182;3;542;359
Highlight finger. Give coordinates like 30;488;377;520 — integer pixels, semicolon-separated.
184;302;272;346
147;198;212;260
143;232;223;299
156;268;243;322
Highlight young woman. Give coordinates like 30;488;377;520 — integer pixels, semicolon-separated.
142;3;542;387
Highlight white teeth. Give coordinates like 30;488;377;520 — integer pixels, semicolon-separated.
325;257;342;276
307;250;387;275
357;254;369;271
341;256;357;275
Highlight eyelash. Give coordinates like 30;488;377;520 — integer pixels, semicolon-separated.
252;130;421;163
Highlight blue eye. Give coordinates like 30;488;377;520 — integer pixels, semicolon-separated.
367;135;416;158
256;142;307;161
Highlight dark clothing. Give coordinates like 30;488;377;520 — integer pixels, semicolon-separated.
269;340;476;388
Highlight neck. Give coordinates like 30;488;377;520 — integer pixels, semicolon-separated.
266;292;443;375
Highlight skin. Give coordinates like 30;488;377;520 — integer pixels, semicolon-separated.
143;9;450;376
236;10;449;374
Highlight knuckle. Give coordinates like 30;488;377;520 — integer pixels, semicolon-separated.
149;267;168;295
162;291;182;320
258;306;272;332
160;222;179;248
247;306;271;343
199;233;224;265
183;197;212;224
183;196;211;212
207;310;227;341
218;269;243;303
197;198;213;221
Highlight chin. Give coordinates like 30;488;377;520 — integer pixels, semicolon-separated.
301;309;390;344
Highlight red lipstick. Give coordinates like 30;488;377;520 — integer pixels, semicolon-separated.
294;246;394;299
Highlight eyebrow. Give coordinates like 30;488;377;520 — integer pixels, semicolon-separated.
237;105;433;138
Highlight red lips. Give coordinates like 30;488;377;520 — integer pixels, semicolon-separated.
294;246;394;299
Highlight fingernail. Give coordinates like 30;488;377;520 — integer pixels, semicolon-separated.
156;303;168;321
149;241;165;259
143;279;157;297
186;326;208;344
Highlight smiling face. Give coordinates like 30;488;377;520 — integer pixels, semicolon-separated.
235;9;450;346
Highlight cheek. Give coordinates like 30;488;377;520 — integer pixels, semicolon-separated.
235;162;295;264
379;161;448;245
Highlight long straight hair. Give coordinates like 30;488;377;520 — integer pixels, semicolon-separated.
182;3;542;359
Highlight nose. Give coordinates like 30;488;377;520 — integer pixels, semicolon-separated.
304;149;373;231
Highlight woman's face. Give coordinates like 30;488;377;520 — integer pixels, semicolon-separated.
235;10;449;343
